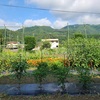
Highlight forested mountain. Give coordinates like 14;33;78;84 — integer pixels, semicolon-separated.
62;24;100;34
17;26;67;42
0;24;100;44
17;24;100;41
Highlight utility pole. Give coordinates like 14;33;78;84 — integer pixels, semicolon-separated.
22;25;25;53
67;23;69;57
67;23;69;43
4;25;7;49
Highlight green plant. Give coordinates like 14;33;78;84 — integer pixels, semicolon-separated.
11;54;28;88
51;62;70;92
41;41;51;49
33;62;49;90
24;36;36;51
77;66;92;91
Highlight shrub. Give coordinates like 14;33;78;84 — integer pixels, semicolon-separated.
11;54;28;87
33;62;49;89
41;41;51;49
51;62;70;92
77;66;92;90
24;36;36;51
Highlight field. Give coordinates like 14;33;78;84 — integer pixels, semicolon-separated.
0;38;100;99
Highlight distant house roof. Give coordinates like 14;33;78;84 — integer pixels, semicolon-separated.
41;39;59;42
6;41;20;49
7;41;19;44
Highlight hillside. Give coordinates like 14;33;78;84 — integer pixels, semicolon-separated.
62;24;100;34
0;24;100;44
17;24;100;35
17;24;100;41
17;26;66;42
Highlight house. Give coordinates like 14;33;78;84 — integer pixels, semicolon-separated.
6;41;20;49
41;39;59;49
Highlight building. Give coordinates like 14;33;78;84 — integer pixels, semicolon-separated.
41;39;59;49
6;41;20;49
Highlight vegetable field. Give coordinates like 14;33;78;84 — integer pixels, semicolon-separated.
0;37;100;99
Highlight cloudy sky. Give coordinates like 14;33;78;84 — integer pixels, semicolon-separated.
0;0;100;29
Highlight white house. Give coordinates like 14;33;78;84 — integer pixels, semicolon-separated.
41;39;59;49
6;41;20;49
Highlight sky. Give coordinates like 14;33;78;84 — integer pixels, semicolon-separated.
0;0;100;30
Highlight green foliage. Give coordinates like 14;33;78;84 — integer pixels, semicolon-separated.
0;32;3;52
33;62;49;89
74;33;84;38
51;62;70;91
11;55;28;80
0;33;3;44
77;67;92;89
41;41;51;49
64;38;100;69
24;36;36;51
0;57;11;74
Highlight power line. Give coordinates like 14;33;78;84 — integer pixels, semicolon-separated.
0;4;100;14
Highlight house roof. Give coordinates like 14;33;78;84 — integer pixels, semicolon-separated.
42;39;59;42
7;41;19;44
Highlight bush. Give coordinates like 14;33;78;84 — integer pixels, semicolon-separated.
77;67;92;90
51;62;70;92
41;41;51;49
11;54;28;86
33;62;49;89
24;36;36;51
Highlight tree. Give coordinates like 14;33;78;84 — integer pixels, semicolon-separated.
24;36;36;51
41;41;51;49
0;32;3;44
74;33;84;39
0;32;3;52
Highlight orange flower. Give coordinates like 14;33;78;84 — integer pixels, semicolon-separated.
27;58;64;67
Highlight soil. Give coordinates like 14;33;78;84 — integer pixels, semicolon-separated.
0;74;100;84
0;74;100;100
0;94;100;100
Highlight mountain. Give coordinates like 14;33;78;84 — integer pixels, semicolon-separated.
62;24;100;34
17;26;66;42
18;26;54;34
0;24;100;44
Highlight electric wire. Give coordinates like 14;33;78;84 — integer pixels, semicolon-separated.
0;4;100;14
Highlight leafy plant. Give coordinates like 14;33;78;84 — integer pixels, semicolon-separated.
33;62;49;90
41;41;51;49
51;62;70;92
11;54;28;88
77;66;93;92
24;36;36;51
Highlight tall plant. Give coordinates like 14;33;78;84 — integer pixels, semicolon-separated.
51;62;70;92
24;36;36;51
77;66;93;93
33;62;49;90
11;54;28;88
